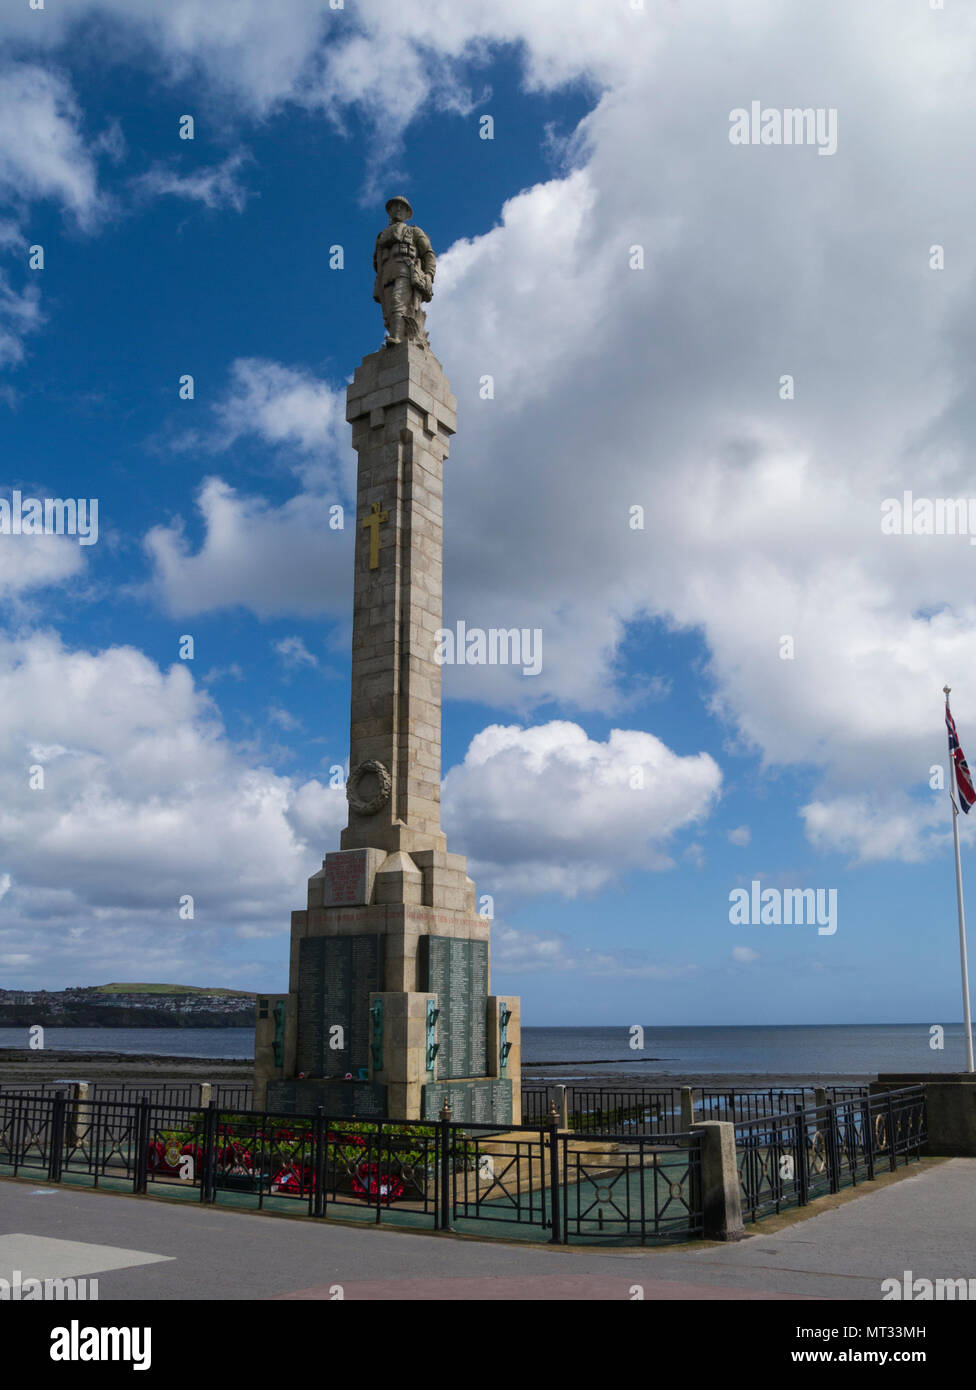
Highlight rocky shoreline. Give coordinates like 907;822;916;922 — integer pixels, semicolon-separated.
0;1049;252;1086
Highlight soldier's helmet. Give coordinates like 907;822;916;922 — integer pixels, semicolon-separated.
385;195;413;219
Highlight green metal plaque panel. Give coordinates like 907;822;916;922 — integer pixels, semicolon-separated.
296;934;384;1078
266;1079;387;1118
422;1079;512;1125
420;936;488;1080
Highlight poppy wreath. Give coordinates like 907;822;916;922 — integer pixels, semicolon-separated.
216;1139;254;1173
349;1163;406;1204
270;1163;314;1197
328;1130;366;1148
146;1139;179;1173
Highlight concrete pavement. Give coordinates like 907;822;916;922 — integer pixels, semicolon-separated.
1;1157;973;1300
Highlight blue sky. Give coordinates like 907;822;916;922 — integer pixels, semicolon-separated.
2;2;976;1047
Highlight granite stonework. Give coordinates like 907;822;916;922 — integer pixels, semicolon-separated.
254;301;521;1124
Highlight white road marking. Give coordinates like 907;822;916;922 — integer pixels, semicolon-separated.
0;1235;174;1281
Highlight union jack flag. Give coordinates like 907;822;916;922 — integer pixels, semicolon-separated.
946;703;976;813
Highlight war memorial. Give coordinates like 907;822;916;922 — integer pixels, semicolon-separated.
253;197;521;1124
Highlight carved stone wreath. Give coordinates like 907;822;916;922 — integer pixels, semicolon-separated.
346;759;392;816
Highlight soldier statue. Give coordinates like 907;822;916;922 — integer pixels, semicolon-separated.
373;196;436;348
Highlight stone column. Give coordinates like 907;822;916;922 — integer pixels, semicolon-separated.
341;339;456;857
691;1120;746;1240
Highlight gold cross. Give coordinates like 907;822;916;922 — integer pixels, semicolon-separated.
361;501;389;570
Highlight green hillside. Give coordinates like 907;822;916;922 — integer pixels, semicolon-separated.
92;983;255;997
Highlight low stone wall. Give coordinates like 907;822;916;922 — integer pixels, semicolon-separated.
874;1073;976;1157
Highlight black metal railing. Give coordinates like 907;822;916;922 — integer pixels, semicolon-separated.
0;1090;704;1246
0;1080;254;1107
697;1087;808;1124
735;1085;926;1223
520;1083;872;1134
560;1131;702;1243
522;1085;682;1134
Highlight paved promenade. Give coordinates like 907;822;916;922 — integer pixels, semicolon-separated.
1;1158;972;1300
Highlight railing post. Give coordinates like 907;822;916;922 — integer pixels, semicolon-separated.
548;1104;562;1244
199;1100;217;1203
862;1096;875;1180
439;1100;452;1231
824;1098;840;1194
133;1099;150;1195
10;1096;21;1175
886;1092;897;1172
374;1121;384;1223
313;1107;326;1218
47;1093;65;1183
795;1110;809;1206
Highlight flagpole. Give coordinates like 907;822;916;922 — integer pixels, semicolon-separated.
944;686;975;1073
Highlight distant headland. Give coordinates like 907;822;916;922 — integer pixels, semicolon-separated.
0;983;255;1028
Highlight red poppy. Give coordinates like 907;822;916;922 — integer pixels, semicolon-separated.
328;1131;366;1147
270;1164;314;1197
349;1164;405;1204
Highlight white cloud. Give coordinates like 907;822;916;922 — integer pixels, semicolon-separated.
801;795;947;864
728;826;751;847
493;925;696;979
732;946;760;964
267;704;302;731
209;359;349;482
144;477;352;618
274;636;318;669
0;531;85;596
0;64;103;228
0;630;346;981
0;270;43;368
133;152;253;212
443;721;721;895
144;361;354;620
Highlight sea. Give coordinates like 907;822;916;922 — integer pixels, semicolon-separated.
0;1022;969;1077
